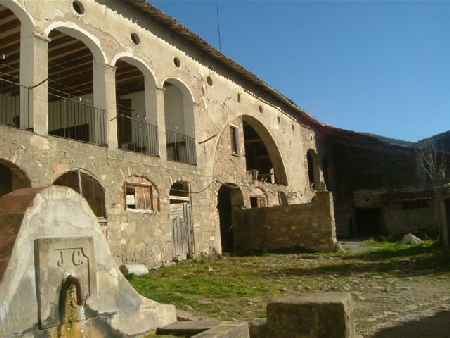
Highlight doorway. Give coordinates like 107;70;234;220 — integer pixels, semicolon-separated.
354;208;384;238
446;198;450;244
217;184;243;253
169;181;194;259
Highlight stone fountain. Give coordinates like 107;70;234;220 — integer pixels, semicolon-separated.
0;186;176;337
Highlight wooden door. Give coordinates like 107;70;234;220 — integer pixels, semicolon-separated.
170;201;194;259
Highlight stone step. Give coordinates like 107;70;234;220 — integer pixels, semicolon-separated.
157;320;221;337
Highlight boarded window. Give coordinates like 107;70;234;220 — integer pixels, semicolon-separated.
125;177;159;211
230;126;240;155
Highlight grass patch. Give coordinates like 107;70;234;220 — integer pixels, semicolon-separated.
357;240;437;260
129;240;450;321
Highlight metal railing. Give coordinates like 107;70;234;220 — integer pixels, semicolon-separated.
48;91;106;146
117;113;159;157
0;75;28;129
166;129;197;165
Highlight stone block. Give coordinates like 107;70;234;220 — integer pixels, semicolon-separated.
119;263;149;276
249;319;267;338
35;237;97;329
157;320;221;336
193;322;250;338
265;293;354;338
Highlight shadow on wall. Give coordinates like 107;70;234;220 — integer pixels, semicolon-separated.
372;311;450;338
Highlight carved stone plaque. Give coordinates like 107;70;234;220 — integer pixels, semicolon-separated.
34;237;97;329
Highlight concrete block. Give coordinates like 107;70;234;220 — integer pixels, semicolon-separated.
265;293;354;338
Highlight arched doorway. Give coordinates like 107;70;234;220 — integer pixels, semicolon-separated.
217;184;243;253
0;159;30;197
242;115;287;185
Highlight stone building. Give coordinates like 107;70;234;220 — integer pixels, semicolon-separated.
321;126;450;240
0;0;338;268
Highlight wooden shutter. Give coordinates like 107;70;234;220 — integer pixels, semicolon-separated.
135;185;153;210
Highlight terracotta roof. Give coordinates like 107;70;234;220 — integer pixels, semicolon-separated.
122;0;323;129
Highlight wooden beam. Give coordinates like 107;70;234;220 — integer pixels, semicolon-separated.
0;9;13;21
49;48;91;65
49;53;92;71
49;41;88;59
50;61;93;79
0;31;19;45
0;18;20;33
0;41;19;57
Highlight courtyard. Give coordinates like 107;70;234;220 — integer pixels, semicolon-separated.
131;240;450;338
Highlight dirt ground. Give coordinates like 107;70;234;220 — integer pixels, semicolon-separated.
131;240;450;338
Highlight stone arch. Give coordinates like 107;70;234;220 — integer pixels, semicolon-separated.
217;183;244;253
45;22;106;64
53;169;106;218
113;55;159;155
163;78;196;164
0;0;35;33
111;53;158;86
242;115;288;185
0;159;31;197
45;22;108;144
0;1;36;129
306;149;320;189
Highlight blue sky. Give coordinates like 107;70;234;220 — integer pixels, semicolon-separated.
150;0;450;141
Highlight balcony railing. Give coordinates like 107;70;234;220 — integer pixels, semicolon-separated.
166;129;197;165
117;113;159;157
0;75;27;129
48;91;106;146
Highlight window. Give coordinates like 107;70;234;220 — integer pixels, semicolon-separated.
250;196;266;208
131;33;141;45
230;126;240;155
125;177;159;212
72;1;85;15
126;183;153;210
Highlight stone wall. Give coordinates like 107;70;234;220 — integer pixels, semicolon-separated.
233;191;336;253
0;0;327;267
323;134;420;238
383;202;436;236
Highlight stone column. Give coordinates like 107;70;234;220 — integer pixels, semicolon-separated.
156;87;166;160
20;31;48;135
93;62;117;148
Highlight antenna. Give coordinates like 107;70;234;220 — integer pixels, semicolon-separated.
216;0;223;51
